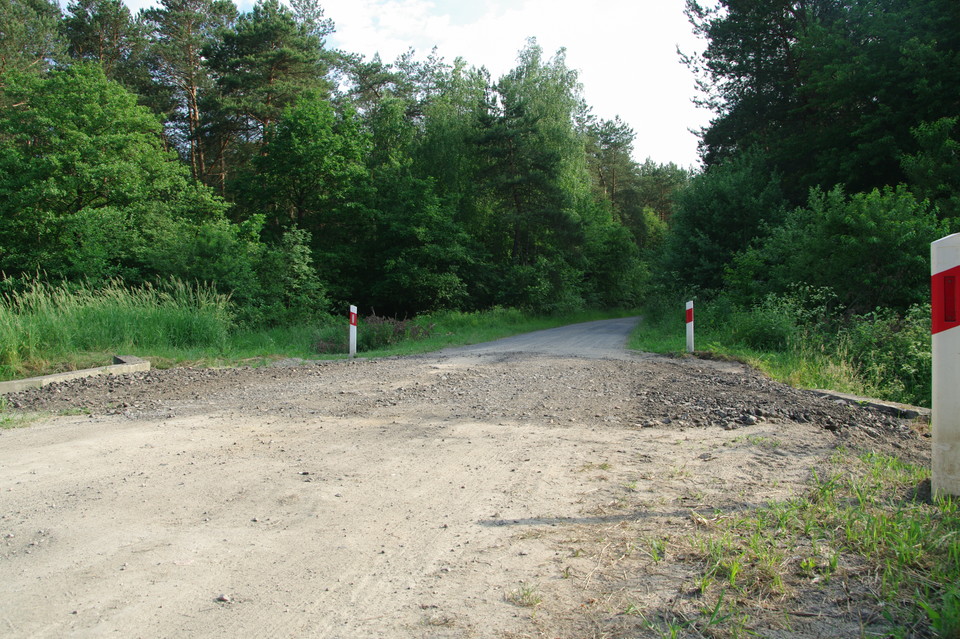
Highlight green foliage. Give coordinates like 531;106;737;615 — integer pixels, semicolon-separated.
141;216;327;326
0;65;330;328
252;228;328;325
140;216;259;297
727;296;801;352
0;0;62;81
666;0;957;406
203;0;327;142
582;221;648;308
842;304;932;407
632;288;932;406
61;0;149;89
140;0;238;180
686;0;960;200
727;185;948;313
726;286;841;353
507;254;585;316
630;207;667;254
367;166;470;314
659;150;786;291
254;93;370;233
902;116;960;220
0;64;227;282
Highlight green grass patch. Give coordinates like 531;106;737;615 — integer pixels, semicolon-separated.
629;294;863;394
678;449;959;637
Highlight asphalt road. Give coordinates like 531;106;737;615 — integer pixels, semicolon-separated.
438;316;642;360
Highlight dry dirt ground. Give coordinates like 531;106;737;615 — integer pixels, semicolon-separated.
0;318;929;638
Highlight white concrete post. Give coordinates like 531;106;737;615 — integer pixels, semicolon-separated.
349;305;358;358
932;234;960;498
686;300;694;353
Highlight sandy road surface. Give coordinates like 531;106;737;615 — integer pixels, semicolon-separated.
0;318;927;637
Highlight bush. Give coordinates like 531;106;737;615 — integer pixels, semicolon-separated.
843;304;931;406
726;185;949;313
726;287;842;351
659;150;787;291
729;298;799;351
142;218;328;327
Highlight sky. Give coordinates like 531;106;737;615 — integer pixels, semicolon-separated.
120;0;715;168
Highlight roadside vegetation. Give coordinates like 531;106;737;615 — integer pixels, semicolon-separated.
627;0;956;413
630;286;932;408
0;277;631;380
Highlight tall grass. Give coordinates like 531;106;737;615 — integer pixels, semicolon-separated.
0;278;231;379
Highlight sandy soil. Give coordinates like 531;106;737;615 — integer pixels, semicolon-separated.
0;319;929;638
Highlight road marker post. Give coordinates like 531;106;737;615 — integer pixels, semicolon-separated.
349;305;358;359
932;234;960;497
686;301;694;353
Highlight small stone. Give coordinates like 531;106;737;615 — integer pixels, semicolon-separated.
216;594;231;603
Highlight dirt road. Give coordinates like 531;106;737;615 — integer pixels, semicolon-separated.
0;319;927;637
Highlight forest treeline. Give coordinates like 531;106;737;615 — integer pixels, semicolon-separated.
0;0;688;324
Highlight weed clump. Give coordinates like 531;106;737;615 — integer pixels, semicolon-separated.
678;450;960;637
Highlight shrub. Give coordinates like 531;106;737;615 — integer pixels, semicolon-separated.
659;150;787;291
843;303;931;406
726;185;949;313
729;298;798;351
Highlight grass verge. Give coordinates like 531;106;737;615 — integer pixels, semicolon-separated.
629;294;929;407
661;449;958;637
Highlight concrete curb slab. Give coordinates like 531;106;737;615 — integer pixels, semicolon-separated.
0;356;150;395
810;388;930;421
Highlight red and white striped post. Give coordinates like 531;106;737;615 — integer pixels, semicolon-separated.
932;234;960;498
348;305;358;358
686;300;694;353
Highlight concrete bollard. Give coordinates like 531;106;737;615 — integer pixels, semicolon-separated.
686;301;694;353
932;234;960;498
